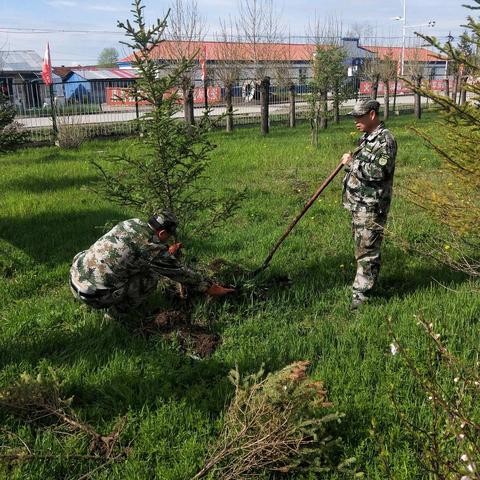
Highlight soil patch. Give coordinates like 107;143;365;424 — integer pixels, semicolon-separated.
136;309;221;358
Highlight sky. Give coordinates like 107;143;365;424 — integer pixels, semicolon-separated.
0;0;473;66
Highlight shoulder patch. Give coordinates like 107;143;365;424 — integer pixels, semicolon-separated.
378;154;389;166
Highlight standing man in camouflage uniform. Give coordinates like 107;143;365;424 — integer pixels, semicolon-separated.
341;99;397;309
70;210;233;320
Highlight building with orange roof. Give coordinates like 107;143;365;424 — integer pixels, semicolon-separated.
118;38;375;83
363;45;447;78
117;38;447;95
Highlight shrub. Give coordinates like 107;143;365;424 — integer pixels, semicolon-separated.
55;114;88;149
0;92;28;152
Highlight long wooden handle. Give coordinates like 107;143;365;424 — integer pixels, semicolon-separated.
254;159;345;275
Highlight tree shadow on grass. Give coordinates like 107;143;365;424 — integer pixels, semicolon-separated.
0;208;124;267
3;175;98;194
281;247;471;303
0;149;81;168
0;315;231;420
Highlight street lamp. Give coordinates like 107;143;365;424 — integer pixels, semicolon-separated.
394;1;435;76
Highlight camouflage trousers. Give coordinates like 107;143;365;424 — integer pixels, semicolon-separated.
70;272;158;318
351;210;387;298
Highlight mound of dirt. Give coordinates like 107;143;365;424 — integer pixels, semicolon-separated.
136;309;221;358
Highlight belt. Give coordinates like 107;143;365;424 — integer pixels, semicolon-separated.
70;279;110;299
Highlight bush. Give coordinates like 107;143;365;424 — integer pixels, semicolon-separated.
386;317;480;479
55;114;88;149
0;92;28;152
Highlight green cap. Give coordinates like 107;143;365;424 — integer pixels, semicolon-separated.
148;209;178;233
348;98;380;117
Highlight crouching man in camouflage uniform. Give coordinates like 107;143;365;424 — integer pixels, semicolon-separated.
341;99;397;309
70;210;234;320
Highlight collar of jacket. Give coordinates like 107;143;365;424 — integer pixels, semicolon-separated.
362;121;385;143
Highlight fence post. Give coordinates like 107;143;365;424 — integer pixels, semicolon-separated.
134;91;140;134
289;83;296;128
225;83;234;133
49;84;58;138
260;76;270;136
414;76;422;119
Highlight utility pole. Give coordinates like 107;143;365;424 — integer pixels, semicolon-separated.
394;2;435;77
400;0;406;76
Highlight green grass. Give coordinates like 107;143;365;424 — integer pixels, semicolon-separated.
0;113;478;479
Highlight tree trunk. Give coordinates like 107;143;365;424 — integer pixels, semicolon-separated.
372;75;380;100
460;77;467;104
444;78;450;98
414;76;422;119
333;82;340;124
183;85;195;133
319;90;328;130
289;83;296;128
260;76;270;136
451;74;458;104
392;76;398;114
383;80;390;121
225;84;234;132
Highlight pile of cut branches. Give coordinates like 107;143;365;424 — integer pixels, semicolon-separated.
194;361;359;479
0;370;129;474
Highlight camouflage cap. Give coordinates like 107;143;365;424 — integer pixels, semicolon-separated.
148;209;178;233
348;99;380;117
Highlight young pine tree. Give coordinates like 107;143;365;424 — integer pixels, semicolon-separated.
92;0;244;237
0;92;28;152
406;1;480;276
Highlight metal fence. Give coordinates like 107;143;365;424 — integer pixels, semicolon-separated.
2;77;447;142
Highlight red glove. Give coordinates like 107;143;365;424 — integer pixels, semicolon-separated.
206;284;236;297
168;242;183;257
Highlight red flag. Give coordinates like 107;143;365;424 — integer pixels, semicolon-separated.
42;42;53;86
200;45;207;82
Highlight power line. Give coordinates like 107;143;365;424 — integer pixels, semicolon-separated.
0;27;122;34
0;26;455;41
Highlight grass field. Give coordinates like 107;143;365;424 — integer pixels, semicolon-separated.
0;114;479;479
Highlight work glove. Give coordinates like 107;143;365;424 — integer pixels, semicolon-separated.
206;284;236;297
168;242;183;257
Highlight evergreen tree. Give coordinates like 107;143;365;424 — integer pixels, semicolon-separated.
92;0;244;237
406;0;480;276
0;92;28;152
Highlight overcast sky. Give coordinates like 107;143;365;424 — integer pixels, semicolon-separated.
0;0;473;66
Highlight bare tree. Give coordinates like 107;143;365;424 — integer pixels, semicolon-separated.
403;38;427;119
235;0;284;81
271;35;295;127
378;48;398;120
235;0;284;135
307;16;346;143
361;39;382;100
166;0;206;130
215;18;243;132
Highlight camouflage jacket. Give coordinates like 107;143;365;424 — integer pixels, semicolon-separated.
70;218;211;293
342;122;397;213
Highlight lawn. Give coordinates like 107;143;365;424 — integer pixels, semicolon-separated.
0;114;478;479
